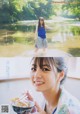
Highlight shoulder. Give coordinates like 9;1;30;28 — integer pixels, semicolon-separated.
57;104;80;114
57;88;80;114
57;104;70;114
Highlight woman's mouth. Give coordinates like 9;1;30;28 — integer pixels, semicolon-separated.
34;81;45;86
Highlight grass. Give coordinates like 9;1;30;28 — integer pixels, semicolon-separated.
0;36;80;57
49;37;80;56
0;43;34;57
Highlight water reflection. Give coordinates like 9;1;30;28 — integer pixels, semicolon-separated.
51;23;80;43
0;21;80;44
0;24;35;44
0;20;80;56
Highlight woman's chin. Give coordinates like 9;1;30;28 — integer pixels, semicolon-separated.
33;83;46;91
34;86;44;92
34;87;43;92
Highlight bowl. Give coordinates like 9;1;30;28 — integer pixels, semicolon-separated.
12;100;34;114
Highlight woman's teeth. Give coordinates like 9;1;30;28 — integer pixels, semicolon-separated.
34;81;44;85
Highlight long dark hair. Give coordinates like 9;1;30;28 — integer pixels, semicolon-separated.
38;17;45;29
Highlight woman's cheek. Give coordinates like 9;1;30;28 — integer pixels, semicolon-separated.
46;73;55;87
30;73;34;84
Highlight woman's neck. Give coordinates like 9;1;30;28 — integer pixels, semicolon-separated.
42;88;61;108
40;24;43;27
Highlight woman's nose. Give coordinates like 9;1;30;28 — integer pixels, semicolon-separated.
34;68;41;78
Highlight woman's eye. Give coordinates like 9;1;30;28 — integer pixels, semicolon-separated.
31;68;36;71
42;68;50;71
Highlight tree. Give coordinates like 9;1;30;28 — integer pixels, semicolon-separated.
62;0;80;20
0;0;55;23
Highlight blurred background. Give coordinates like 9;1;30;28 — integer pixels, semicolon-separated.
0;0;80;57
0;57;80;80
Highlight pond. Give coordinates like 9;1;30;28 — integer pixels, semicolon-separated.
0;19;80;56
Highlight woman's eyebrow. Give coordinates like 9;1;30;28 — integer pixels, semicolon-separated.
41;64;51;68
32;64;37;67
32;64;51;68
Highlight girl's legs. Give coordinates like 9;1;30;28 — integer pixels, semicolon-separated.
35;39;39;53
43;39;47;53
43;48;47;53
34;48;39;53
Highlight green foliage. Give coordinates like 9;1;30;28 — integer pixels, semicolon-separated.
0;0;54;23
62;0;80;20
0;0;19;23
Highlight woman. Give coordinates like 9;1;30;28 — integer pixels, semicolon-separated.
25;57;80;114
35;17;48;53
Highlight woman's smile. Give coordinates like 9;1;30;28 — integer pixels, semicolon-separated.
33;80;45;86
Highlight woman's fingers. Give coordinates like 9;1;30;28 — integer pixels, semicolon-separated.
27;91;34;101
31;106;37;113
35;102;46;114
35;101;42;112
23;91;34;101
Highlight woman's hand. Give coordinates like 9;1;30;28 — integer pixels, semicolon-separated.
23;91;46;114
45;25;53;30
35;101;46;114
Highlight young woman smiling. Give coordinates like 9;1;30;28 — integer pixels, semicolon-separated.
25;57;80;114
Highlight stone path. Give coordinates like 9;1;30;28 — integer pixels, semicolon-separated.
18;49;72;57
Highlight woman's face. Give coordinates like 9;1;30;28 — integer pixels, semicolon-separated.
30;60;59;92
40;19;44;25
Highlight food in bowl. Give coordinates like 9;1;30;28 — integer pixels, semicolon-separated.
11;97;35;113
11;97;31;107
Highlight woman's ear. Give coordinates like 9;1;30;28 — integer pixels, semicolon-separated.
57;71;65;83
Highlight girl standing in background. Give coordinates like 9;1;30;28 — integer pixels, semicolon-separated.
35;17;48;53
